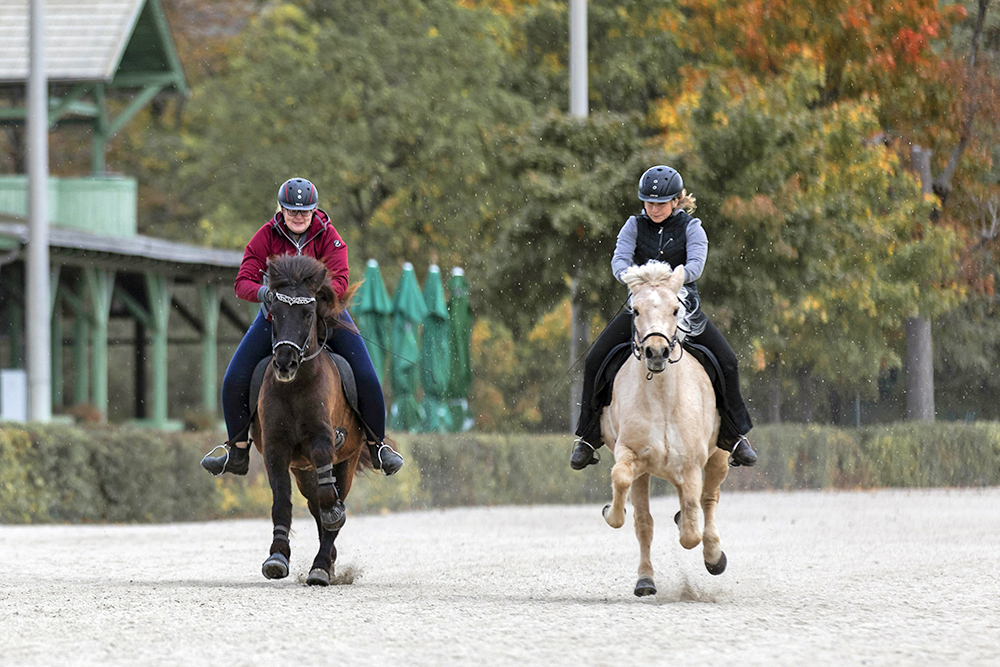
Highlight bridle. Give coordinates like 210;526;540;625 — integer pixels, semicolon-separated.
271;291;328;363
630;310;684;379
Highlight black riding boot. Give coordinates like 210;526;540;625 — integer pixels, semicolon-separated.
367;439;404;476
718;435;757;467
570;438;602;470
200;443;250;476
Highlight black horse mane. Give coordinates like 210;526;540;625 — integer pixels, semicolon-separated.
266;254;359;332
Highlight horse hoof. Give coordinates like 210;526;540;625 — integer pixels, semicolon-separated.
602;504;611;520
705;551;727;576
320;501;346;532
634;577;657;597
674;511;681;526
262;553;289;580
306;568;330;586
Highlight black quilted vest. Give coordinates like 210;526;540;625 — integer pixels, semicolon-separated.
633;209;691;267
632;209;704;324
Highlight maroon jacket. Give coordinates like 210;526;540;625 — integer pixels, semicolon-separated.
234;209;349;302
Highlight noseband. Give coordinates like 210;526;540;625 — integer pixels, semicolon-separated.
631;312;683;377
271;292;327;363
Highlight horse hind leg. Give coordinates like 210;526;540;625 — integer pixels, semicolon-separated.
604;446;639;529
293;468;335;586
700;449;730;575
630;473;657;597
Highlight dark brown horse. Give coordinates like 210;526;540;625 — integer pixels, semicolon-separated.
254;254;368;586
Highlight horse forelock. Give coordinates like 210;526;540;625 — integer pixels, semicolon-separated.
623;261;679;290
625;261;692;341
267;254;327;292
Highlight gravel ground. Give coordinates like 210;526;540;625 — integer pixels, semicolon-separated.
1;488;999;666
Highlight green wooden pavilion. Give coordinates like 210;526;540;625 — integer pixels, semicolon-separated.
0;0;248;427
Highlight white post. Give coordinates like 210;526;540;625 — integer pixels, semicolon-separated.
569;0;588;119
27;0;51;421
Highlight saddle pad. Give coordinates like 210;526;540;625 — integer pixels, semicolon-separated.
248;352;359;417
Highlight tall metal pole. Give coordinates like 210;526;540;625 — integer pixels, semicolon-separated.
27;0;52;421
569;0;588;119
568;0;588;428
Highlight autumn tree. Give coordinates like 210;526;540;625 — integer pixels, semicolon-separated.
680;65;962;422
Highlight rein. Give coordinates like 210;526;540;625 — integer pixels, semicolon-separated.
271;291;329;363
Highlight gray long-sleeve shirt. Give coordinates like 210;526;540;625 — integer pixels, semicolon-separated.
611;214;708;285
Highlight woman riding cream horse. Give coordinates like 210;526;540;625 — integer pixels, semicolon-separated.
570;165;757;471
602;261;731;596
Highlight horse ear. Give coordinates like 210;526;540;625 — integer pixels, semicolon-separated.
668;265;686;292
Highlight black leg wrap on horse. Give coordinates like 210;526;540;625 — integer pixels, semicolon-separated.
315;463;346;531
272;524;290;543
316;463;337;488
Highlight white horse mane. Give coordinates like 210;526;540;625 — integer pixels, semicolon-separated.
623;261;693;340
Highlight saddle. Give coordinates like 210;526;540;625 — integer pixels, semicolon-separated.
591;340;740;442
248;351;361;427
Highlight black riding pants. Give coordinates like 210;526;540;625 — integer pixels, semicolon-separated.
574;312;753;447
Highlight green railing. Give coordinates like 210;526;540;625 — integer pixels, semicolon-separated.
0;175;137;237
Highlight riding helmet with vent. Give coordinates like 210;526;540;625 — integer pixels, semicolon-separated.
277;177;319;210
638;166;683;202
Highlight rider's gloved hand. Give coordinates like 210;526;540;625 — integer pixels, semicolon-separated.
257;285;274;305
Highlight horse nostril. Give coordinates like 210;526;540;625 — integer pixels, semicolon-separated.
645;348;654;360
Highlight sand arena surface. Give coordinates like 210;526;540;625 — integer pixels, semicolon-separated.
1;488;998;666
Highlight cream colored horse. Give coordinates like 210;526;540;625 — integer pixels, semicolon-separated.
601;262;730;597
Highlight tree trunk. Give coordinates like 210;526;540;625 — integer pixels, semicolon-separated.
905;316;935;421
907;146;936;422
767;362;781;423
568;271;589;431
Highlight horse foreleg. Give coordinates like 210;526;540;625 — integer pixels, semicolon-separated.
631;473;657;597
604;446;639;529
677;462;704;550
292;468;334;586
262;446;293;580
701;449;730;575
310;431;345;533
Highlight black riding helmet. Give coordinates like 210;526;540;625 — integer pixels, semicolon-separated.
277;177;319;210
638;166;683;202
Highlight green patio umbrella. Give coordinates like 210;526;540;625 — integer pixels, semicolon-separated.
387;263;428;431
420;264;452;432
352;259;393;383
446;267;474;432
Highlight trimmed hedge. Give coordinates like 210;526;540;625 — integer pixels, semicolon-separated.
2;422;999;524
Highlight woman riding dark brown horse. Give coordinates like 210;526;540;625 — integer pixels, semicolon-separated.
256;254;369;585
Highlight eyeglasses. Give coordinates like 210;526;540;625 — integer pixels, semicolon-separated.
283;209;313;218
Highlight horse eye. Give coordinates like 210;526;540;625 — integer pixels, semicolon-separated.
633;309;640;317
673;308;679;316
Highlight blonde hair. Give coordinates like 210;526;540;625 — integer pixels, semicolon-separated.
675;189;697;213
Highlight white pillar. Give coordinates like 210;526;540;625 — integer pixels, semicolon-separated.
569;0;588;118
27;0;51;422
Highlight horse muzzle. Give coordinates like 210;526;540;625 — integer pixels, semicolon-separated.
643;347;667;373
272;350;300;382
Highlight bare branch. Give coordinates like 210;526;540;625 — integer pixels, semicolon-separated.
936;0;991;205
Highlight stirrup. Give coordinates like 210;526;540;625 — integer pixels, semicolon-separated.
372;442;404;476
201;444;231;478
571;438;600;470
728;435;757;468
